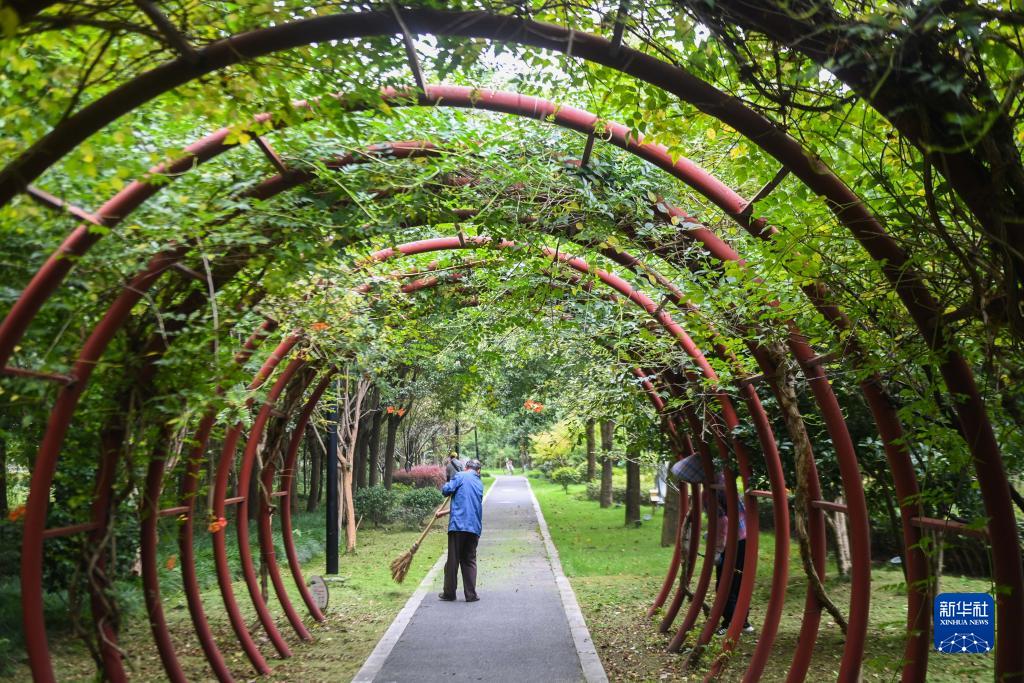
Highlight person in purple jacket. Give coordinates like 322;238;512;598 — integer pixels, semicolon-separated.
436;458;484;602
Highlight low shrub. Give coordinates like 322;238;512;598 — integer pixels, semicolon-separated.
550;466;581;492
354;485;395;527
392;465;445;489
395;487;445;528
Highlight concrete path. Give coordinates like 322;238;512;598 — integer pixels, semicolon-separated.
354;476;607;683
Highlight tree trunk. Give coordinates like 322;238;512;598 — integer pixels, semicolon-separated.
0;434;7;518
354;419;369;490
335;371;369;553
246;436;262;523
826;497;852;577
625;444;641;525
662;476;680;547
306;425;321;512
585;419;596;482
340;463;357;552
368;407;382;487
383;413;400;489
932;530;946;595
519;436;529;470
599;420;614;508
318;434;325;506
290;463;298;515
769;344;848;633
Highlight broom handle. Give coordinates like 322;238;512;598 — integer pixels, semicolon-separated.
413;497;451;548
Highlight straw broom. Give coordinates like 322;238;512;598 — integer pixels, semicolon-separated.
390;497;450;583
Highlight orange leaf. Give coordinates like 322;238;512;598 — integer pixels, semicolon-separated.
311;322;329;331
165;555;177;570
7;504;26;522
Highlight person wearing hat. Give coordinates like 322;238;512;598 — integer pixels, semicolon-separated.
436;458;484;602
444;450;465;482
671;453;753;635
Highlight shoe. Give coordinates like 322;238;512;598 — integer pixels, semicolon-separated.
743;623;755;634
716;626;728;636
438;593;456;601
465;596;480;603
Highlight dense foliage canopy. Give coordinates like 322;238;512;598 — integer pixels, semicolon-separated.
1;1;1023;680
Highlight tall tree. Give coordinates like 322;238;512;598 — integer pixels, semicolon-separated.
599;419;615;508
0;432;7;518
661;478;680;548
305;425;322;512
353;418;369;490
585;418;596;482
367;402;383;487
382;366;414;488
383;411;401;489
336;370;371;553
625;443;642;525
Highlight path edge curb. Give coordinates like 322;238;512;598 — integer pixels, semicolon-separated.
526;479;610;683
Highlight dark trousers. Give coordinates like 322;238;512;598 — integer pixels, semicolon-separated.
442;531;479;600
714;538;747;627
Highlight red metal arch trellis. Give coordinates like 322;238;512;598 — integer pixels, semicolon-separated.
0;68;1015;679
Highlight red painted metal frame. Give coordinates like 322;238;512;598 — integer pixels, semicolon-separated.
9;202;774;683
140;420;188;683
0;13;1016;674
9;215;831;683
174;320;278;682
0;93;933;682
253;365;324;640
234;354;308;645
368;237;774;662
2;93;1007;679
0;89;935;678
636;371;688;618
8;174;876;683
272;373;335;622
17;249;184;683
211;334;300;669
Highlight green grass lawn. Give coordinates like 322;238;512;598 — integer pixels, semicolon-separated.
1;506;455;682
532;478;995;682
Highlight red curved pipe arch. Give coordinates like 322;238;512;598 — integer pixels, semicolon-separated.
21;219;782;681
0;85;935;678
0;180;884;683
0;26;1012;635
0;69;1012;678
365;250;775;674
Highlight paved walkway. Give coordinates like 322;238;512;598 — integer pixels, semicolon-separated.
354;476;606;683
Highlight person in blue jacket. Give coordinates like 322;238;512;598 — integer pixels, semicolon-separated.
436;458;484;602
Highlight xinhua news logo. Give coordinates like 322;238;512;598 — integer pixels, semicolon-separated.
933;592;994;654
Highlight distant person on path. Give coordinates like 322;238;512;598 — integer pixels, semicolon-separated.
444;451;464;482
505;458;515;475
437;458;484;602
670;454;753;635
